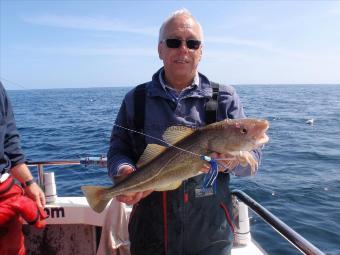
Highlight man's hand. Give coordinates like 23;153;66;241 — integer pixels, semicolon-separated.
201;151;258;174
201;152;238;173
236;151;258;174
115;165;153;205
24;182;46;208
10;163;46;208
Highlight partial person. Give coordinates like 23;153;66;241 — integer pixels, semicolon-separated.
108;9;263;255
0;81;47;255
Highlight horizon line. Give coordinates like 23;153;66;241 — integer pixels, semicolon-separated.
6;83;340;91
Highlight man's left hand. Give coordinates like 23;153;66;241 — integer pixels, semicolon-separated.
24;182;46;208
201;151;257;174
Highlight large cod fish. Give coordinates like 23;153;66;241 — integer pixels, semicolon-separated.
82;118;269;213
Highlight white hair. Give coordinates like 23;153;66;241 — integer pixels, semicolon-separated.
158;8;204;43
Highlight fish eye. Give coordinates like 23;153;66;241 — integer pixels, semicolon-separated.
240;128;248;134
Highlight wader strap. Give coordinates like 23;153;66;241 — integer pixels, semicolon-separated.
205;82;219;125
133;83;147;132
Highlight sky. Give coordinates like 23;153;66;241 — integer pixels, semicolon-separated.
1;0;340;89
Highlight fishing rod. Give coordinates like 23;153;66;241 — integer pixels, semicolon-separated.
27;156;107;168
27;156;108;187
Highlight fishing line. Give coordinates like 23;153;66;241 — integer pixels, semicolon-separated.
114;123;202;157
113;123;233;163
113;124;233;171
2;77;202;160
5;77;240;192
0;76;28;89
2;77;231;163
114;123;229;190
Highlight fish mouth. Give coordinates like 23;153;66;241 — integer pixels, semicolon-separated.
256;133;269;146
253;120;269;146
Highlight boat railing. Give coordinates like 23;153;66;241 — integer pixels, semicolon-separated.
232;189;325;255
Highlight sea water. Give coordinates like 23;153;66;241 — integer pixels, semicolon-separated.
8;85;340;255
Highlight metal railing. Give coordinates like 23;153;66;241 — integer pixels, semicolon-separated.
232;189;325;255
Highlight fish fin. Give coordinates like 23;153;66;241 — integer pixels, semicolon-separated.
154;181;182;191
81;185;112;213
162;126;195;145
136;144;168;168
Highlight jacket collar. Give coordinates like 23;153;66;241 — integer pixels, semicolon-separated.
147;67;213;99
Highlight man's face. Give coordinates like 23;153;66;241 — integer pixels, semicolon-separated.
158;15;202;84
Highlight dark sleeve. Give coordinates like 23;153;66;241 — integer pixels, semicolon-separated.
218;85;262;176
0;83;26;168
107;92;140;180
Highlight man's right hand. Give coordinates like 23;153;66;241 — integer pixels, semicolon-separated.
115;165;153;205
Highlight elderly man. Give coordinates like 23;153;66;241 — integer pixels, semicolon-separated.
0;82;46;255
108;9;261;255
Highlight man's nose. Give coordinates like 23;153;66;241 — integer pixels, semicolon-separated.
178;41;189;53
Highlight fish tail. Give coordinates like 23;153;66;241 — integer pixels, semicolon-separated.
81;185;112;213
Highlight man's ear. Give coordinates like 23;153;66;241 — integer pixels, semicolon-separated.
198;45;203;62
158;42;163;60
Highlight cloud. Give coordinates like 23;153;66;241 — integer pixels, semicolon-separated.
22;14;158;37
32;47;157;57
205;36;303;57
206;36;272;50
328;2;340;15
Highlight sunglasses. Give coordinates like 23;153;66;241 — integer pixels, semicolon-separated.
164;39;201;50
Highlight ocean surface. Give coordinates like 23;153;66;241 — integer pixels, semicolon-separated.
8;85;340;255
